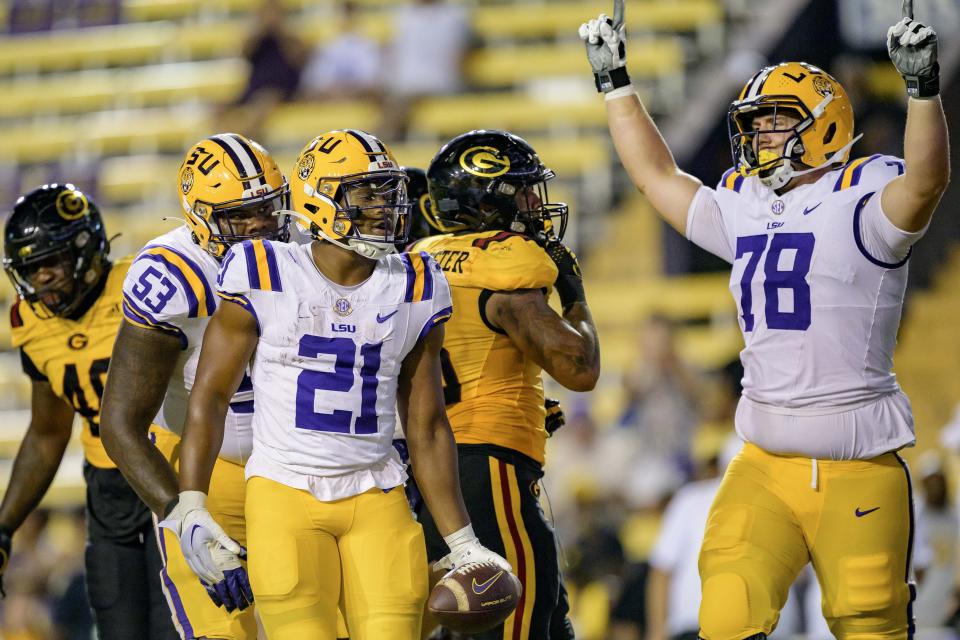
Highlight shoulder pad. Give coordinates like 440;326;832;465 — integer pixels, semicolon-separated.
9;298;39;347
131;244;216;318
233;239;284;293
832;154;903;192
397;251;444;304
417;232;557;291
718;168;746;192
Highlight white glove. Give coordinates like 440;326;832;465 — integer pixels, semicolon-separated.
887;13;939;98
578;0;630;93
432;524;513;574
160;491;254;612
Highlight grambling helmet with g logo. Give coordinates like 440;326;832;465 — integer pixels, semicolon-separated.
178;133;290;258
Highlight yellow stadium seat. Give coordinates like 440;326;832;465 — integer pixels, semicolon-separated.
409;93;608;137
465;39;683;88
263;101;382;145
0;22;176;74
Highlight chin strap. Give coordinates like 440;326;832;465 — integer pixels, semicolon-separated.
759;134;864;189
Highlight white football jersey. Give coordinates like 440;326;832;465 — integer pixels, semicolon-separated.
216;239;453;501
686;155;926;459
121;225;254;464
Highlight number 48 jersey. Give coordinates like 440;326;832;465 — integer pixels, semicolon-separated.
217;240;452;501
686;155;927;458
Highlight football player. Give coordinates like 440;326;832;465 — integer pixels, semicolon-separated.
411;129;599;640
168;129;512;639
580;1;948;637
0;184;178;639
99;133;290;639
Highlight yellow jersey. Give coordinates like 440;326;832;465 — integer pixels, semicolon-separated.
411;231;558;464
10;256;132;469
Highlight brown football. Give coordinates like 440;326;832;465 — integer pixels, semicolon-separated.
427;562;523;633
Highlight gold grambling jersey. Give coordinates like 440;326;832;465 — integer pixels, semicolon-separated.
10;257;132;469
411;230;558;464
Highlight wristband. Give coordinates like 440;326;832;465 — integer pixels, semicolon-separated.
595;67;631;93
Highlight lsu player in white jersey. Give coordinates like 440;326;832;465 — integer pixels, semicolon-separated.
580;1;948;638
168;129;512;639
100;132;291;639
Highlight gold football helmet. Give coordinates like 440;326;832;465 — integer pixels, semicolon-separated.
728;62;856;189
290;129;409;259
178;133;290;258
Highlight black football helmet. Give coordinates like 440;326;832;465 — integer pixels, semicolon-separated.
3;184;110;318
427;130;568;243
402;166;448;246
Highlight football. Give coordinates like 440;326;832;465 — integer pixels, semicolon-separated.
427;562;523;633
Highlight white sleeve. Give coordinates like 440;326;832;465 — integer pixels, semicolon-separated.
647;490;690;571
685;186;735;264
414;253;453;343
121;248;206;347
856;189;928;266
215;242;261;333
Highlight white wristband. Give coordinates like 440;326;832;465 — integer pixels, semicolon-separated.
443;523;477;552
604;85;638;101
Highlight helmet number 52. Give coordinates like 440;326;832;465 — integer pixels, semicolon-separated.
734;233;814;331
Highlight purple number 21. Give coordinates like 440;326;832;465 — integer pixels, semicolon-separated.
294;335;382;434
735;232;814;331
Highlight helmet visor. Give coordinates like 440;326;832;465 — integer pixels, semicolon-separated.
728;98;812;177
208;186;291;246
3;247;77;316
337;172;410;245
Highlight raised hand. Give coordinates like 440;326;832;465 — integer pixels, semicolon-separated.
578;0;631;93
887;0;939;98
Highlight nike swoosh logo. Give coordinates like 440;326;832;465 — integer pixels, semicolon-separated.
376;310;398;323
802;202;822;216
190;524;204;546
855;506;880;517
472;570;504;595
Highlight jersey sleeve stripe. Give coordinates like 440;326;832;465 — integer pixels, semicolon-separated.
217;291;262;334
122;296;188;346
833;155;881;192
416;305;453;341
400;253;416;303
852;192;911;269
262;240;283;292
138;246;215;317
242;241;260;290
410;252;426;302
721;168;744;192
849;154;882;187
419;252;434;301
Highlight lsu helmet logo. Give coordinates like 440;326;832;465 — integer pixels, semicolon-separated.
812;75;834;98
56;190;89;221
459;146;511;178
297;153;315;181
180;167;195;194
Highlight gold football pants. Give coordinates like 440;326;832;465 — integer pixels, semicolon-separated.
699;443;915;640
245;476;429;640
152;428;258;640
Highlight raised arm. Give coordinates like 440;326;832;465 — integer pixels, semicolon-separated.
881;14;949;232
100;322;182;515
178;300;258;494
580;0;701;234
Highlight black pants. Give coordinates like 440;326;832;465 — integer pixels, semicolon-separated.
419;444;575;640
84;462;179;640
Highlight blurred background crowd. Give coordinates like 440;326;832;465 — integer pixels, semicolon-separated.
0;0;959;638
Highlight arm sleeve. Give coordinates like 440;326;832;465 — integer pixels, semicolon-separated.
685;186;735;264
121;253;193;347
647;490;689;571
20;348;47;382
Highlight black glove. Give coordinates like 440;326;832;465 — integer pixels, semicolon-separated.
0;526;12;598
887;15;939;98
545;241;585;310
578;0;631;93
544;398;565;436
